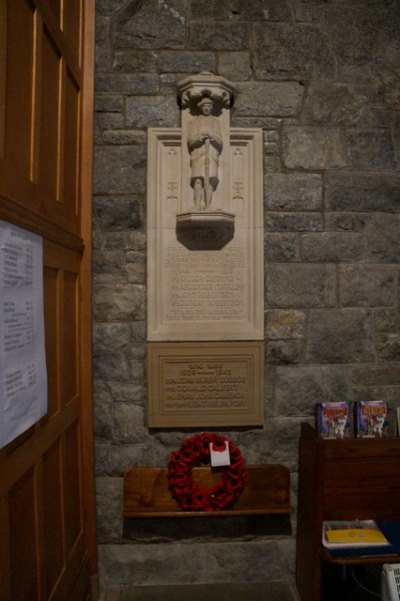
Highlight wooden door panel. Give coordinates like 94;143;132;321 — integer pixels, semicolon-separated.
62;270;78;406
4;0;35;180
43;440;64;597
62;0;81;66
62;69;80;219
0;0;83;235
64;421;83;554
9;468;39;601
46;0;61;23
0;0;96;599
0;0;6;158
38;26;61;201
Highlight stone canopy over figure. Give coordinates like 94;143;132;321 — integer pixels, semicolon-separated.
187;96;223;210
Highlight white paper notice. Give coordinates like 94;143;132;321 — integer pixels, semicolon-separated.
0;221;47;448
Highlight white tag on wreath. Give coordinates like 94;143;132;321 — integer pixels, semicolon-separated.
210;441;230;467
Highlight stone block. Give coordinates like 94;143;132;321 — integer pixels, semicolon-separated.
108;379;147;403
115;581;298;601
376;335;400;362
253;23;335;79
266;310;306;340
301;232;363;262
265;174;322;211
266;340;302;365
218;52;252;81
346;129;397;171
96;0;127;16
346;364;400;388
126;263;145;284
324;5;400;65
93;323;134;356
324;213;367;233
325;174;400;213
266;212;323;233
158;51;215;73
264;129;280;155
93;282;146;322
95;73;159;95
112;0;186;49
374;309;397;333
113;50;158;72
190;0;291;21
265;233;299;262
97;112;125;130
103;231;146;252
283;127;347;170
305;309;375;364
96;478;124;542
99;540;285;586
372;67;400;112
301;82;371;126
95;95;124;113
233;116;281;129
95;443;150;477
340;265;396;307
114;403;147;442
94;197;142;230
365;215;400;262
93;249;126;276
126;96;179;128
102;131;147;145
94;351;145;382
94;381;114;439
275;365;353;416
93;146;146;195
235;82;304;117
96;16;111;72
266;264;336;308
188;21;249;50
264;156;281;173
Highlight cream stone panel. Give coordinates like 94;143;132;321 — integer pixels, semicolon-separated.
147;341;264;427
147;127;264;341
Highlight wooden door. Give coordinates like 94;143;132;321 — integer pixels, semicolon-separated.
0;1;97;600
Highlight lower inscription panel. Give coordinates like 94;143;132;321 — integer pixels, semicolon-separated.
147;341;264;427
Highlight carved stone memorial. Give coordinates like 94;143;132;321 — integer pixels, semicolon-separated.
147;72;264;427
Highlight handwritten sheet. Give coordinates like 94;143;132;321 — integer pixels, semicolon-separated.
0;221;47;448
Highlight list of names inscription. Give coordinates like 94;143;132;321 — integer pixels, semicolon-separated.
163;360;249;411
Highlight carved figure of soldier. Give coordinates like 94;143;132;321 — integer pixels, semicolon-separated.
187;97;223;209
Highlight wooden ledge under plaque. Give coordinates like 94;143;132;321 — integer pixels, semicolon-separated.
123;464;293;518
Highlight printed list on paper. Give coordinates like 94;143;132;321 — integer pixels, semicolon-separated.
0;221;47;448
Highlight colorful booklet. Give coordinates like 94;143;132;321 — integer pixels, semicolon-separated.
315;401;353;439
355;400;393;438
323;520;390;549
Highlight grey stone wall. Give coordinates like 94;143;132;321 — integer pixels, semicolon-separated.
93;0;400;595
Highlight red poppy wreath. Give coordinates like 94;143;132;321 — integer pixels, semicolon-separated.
167;433;246;511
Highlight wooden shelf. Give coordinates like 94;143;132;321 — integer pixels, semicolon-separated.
296;423;400;601
123;464;293;518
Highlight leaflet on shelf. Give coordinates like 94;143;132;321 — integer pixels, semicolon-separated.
322;520;390;549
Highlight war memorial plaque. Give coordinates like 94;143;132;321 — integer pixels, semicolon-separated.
148;342;264;427
146;73;264;427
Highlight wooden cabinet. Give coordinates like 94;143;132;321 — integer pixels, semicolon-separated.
296;422;400;601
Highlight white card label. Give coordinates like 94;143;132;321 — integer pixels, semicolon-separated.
210;441;230;467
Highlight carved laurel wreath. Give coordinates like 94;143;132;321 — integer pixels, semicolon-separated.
167;433;246;511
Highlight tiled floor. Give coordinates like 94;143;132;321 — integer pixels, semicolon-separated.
103;580;301;601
